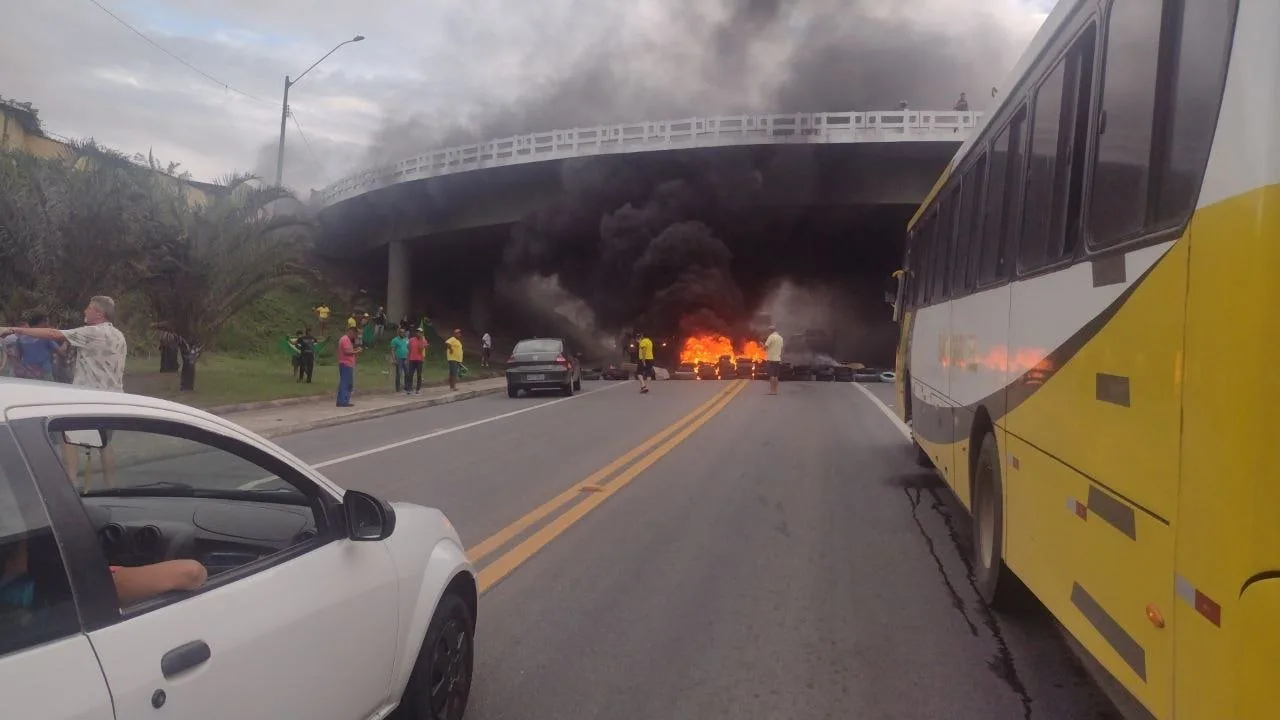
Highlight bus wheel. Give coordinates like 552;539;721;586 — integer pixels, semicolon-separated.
972;432;1021;611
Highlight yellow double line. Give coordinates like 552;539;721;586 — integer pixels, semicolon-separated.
471;379;749;593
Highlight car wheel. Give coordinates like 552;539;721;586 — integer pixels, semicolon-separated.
562;381;574;396
401;593;474;720
972;432;1023;611
507;385;519;398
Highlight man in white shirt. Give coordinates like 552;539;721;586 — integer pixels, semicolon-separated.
481;331;493;368
2;295;128;486
764;324;784;395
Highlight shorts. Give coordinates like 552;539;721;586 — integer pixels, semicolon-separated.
766;360;781;378
637;360;655;379
448;360;461;378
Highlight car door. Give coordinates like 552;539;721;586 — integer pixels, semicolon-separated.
8;408;401;720
0;425;114;720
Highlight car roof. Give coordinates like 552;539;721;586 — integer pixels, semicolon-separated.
513;337;564;344
0;377;218;421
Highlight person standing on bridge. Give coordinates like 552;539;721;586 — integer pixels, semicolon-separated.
636;329;654;395
445;328;464;391
764;324;784;396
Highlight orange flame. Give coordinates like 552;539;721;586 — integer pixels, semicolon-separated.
679;334;767;366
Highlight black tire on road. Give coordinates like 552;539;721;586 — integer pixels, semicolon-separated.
400;592;474;720
507;386;519;398
972;432;1023;611
562;381;574;396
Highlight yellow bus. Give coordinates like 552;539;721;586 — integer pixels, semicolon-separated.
887;1;1277;717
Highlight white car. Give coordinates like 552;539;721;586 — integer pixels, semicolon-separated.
0;378;476;720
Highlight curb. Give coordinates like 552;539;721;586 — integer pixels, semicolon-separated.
250;385;507;439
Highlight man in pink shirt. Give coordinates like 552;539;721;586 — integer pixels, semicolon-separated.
337;325;361;407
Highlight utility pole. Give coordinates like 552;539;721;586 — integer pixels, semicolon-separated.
274;76;291;187
273;35;364;187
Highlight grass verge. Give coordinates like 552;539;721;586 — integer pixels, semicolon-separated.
125;353;501;409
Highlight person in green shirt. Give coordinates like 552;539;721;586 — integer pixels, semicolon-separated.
389;328;410;394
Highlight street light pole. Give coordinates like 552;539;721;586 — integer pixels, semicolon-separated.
274;75;291;187
274;34;365;187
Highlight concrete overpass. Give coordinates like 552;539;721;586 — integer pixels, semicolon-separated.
315;109;982;326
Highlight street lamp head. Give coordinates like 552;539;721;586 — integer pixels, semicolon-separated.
352;35;365;42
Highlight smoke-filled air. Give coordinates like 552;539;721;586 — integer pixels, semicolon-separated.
331;0;1043;362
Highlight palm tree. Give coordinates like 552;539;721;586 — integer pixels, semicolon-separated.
0;142;152;322
138;173;316;391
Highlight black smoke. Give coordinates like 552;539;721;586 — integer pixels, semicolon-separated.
355;0;1042;347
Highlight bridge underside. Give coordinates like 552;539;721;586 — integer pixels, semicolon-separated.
316;141;958;362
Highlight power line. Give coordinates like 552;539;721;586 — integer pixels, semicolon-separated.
85;0;272;105
288;109;328;181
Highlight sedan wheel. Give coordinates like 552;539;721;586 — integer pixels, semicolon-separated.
404;593;474;720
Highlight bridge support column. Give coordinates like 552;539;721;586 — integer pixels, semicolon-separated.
386;240;410;326
470;280;493;334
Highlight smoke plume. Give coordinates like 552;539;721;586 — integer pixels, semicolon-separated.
343;0;1045;350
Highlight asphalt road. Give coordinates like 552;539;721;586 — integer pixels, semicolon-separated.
254;378;1122;720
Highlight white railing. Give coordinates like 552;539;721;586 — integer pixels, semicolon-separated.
319;109;981;206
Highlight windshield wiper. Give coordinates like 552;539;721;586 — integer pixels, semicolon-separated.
83;481;195;497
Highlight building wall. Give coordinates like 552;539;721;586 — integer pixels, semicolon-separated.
1;101;211;204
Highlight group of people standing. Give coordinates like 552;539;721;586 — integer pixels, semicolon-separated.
334;324;469;408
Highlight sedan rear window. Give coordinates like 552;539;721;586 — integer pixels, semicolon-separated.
513;339;562;354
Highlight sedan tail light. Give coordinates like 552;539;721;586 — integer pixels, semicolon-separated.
555;354;569;367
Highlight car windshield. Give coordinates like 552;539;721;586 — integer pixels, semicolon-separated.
513;339;562;354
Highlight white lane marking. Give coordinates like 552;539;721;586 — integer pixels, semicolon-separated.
238;382;628;489
849;383;912;441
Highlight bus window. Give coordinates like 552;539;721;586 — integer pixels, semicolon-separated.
978;107;1026;286
955;153;987;293
936;193;957;299
1155;0;1237;224
1019;57;1066;270
1088;0;1163;247
936;192;959;300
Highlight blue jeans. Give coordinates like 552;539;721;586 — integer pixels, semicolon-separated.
394;358;408;391
337;365;355;406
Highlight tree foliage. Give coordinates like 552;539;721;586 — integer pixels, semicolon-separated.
0;144;316;389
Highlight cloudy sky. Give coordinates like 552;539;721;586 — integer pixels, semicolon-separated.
1;0;1052;193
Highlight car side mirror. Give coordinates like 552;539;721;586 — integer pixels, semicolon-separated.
343;490;396;541
63;429;106;449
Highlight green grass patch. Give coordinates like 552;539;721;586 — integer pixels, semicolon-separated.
125;352;501;409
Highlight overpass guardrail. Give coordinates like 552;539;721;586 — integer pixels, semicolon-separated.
319;109;983;206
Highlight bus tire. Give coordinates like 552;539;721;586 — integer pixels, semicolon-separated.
972;432;1021;611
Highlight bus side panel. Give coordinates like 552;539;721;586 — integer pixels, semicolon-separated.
1178;185;1280;719
948;286;1014;509
1003;435;1175;718
894;309;914;424
1176;0;1280;713
908;302;958;487
1004;240;1185;522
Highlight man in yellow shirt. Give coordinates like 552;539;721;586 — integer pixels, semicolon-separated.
314;303;330;336
445;328;464;391
636;329;654;394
